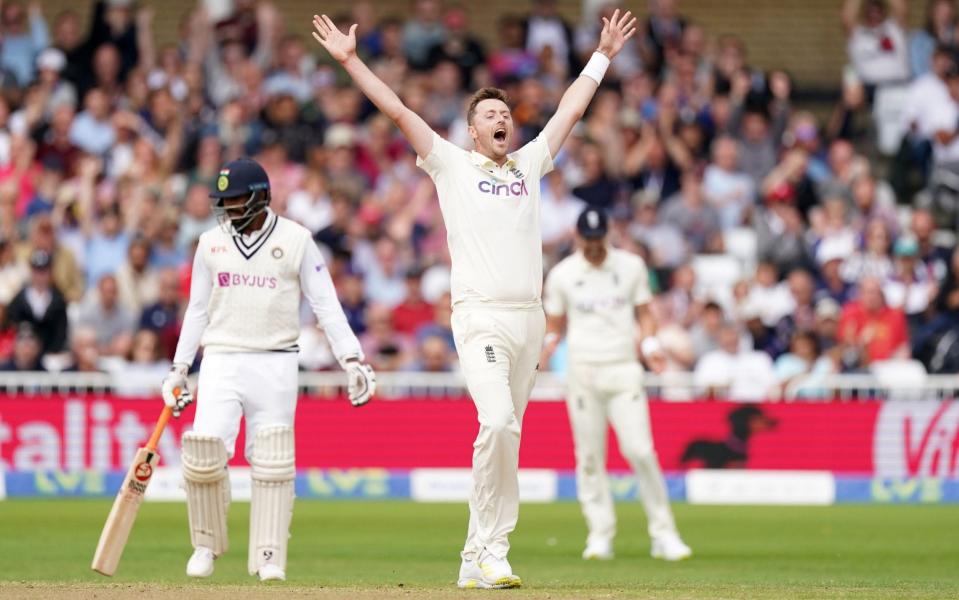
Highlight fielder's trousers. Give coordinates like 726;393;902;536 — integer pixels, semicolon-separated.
566;361;678;546
452;306;545;560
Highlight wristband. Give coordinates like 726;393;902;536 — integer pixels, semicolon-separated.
641;337;662;357
581;51;610;84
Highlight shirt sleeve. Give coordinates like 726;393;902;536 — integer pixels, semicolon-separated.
519;135;554;178
415;131;457;177
299;239;364;365
542;265;567;317
633;257;653;306
172;249;212;366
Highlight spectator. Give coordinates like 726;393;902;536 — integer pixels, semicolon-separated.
813;297;843;356
286;171;332;236
51;9;85;88
656;263;701;328
624;130;683;204
488;14;538;84
361;236;408;308
639;0;686;77
841;218;894;282
139;268;181;360
6;249;68;355
0;234;27;305
177;183;218;250
689;301;726;360
16;211;84;303
414;290;455;350
392;268;434;335
629;191;686;270
428;4;486;88
524;0;575;80
407;333;455;372
883;234;937;333
35;48;78;118
403;0;447;70
911;207;951;280
0;323;45;371
64;325;102;373
540;169;585;254
754;185;810;275
693;322;777;401
114;235;159;316
110;328;171;395
75;273;135;357
838;276;909;369
660;169;721;254
360;302;413;372
815;237;856;305
768;268;818;358
702;136;755;228
69;88;116;156
338;268;368;336
773;329;834;397
909;0;959;77
84;202;130;287
0;0;49;87
842;0;909;98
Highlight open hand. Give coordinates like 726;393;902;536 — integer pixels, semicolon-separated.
312;14;357;64
597;9;637;59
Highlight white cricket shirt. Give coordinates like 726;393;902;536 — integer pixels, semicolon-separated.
543;248;652;364
173;210;362;365
417;133;553;307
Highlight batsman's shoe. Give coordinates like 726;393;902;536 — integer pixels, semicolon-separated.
457;549;522;589
651;535;692;561
186;546;215;578
582;539;614;560
257;564;286;581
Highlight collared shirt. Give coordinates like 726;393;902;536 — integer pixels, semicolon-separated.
544;248;652;364
417;133;553;307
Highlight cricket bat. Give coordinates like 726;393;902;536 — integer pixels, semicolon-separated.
91;405;174;576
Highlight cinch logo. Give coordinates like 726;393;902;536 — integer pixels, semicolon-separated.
216;272;278;289
477;180;529;197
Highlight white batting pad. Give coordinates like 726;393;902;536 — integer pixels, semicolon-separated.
248;425;295;575
181;433;230;556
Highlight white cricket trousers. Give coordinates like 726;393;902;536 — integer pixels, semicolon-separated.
452;306;545;560
566;361;678;546
191;351;299;459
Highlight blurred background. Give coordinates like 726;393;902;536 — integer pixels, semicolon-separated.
0;0;957;504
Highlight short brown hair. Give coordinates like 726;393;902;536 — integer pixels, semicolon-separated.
466;87;510;125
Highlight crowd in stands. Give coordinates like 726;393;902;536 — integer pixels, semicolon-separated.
0;0;957;398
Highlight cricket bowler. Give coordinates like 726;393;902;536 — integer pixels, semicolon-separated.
541;207;691;562
160;158;376;581
312;8;637;589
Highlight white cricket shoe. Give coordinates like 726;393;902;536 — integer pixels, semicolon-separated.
186;546;215;578
582;539;614;560
456;549;522;589
651;535;692;561
258;564;286;581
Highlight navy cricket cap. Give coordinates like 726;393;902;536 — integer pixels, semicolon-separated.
576;207;608;240
210;158;271;199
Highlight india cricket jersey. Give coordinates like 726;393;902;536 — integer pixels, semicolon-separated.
197;212;310;354
417;133;553;307
544;248;653;364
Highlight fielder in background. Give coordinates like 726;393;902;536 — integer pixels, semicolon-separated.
161;158;376;581
312;8;636;590
541;207;692;562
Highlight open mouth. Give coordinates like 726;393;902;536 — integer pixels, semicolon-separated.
493;128;507;143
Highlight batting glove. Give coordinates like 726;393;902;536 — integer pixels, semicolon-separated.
345;360;376;407
161;363;194;418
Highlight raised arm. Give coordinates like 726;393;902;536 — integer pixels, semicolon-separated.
542;9;636;158
312;14;434;159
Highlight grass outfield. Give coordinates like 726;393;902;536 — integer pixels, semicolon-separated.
1;501;957;599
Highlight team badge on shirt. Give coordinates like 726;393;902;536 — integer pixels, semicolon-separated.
272;247;284;259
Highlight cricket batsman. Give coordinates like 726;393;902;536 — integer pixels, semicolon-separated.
541;207;691;562
160;158;376;581
312;8;636;589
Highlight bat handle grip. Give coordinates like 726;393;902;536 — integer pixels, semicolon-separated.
146;405;174;452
